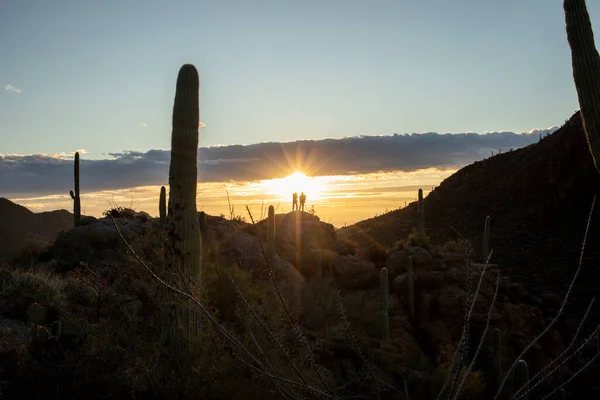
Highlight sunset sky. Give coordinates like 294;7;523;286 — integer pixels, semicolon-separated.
1;0;597;226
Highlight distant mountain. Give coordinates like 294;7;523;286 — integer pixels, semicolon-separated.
339;111;600;322
0;198;73;261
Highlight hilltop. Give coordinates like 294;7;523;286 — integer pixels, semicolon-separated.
0;198;73;261
339;111;600;322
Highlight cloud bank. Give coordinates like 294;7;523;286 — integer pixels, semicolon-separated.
0;127;558;197
4;84;22;94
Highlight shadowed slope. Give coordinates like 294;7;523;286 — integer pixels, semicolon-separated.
339;111;600;319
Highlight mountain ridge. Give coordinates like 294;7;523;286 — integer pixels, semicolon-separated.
0;198;73;261
339;110;600;323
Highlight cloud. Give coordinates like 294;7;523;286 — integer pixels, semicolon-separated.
0;126;559;197
4;84;22;94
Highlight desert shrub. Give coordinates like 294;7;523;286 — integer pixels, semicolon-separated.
0;265;15;287
10;239;52;268
338;289;380;339
408;227;431;248
102;206;136;219
362;241;388;264
0;269;64;311
430;344;486;399
437;239;468;255
301;275;338;333
392;237;410;251
338;237;358;255
62;277;97;307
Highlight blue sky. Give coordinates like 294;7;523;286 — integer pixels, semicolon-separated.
1;0;598;159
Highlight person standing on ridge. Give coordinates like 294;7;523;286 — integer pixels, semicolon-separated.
299;192;306;211
293;192;298;211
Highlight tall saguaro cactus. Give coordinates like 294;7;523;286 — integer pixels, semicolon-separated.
417;188;425;242
69;152;81;227
564;0;600;174
483;215;491;261
159;186;166;227
165;64;202;279
379;267;389;340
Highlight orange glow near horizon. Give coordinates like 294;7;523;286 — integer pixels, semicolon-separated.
259;171;327;201
8;168;458;228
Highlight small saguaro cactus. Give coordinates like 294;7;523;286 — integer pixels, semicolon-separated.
492;328;502;392
483;215;491;261
417;188;425;242
407;256;415;319
564;0;600;175
266;205;276;264
164;64;202;279
159;186;166;227
513;359;530;400
379;267;389;340
69;152;81;227
51;320;63;337
36;325;50;344
267;205;276;246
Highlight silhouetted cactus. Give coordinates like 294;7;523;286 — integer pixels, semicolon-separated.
164;64;202;279
513;359;529;400
267;205;276;246
51;320;63;337
407;256;415;319
27;303;45;325
69;152;81;227
417;189;425;242
483;215;491;261
30;323;37;343
564;0;600;174
162;64;202;353
491;328;502;393
159;186;166;227
36;325;50;344
379;267;389;340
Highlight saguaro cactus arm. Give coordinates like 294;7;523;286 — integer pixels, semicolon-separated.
564;0;600;173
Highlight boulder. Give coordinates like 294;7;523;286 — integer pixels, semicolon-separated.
332;255;378;290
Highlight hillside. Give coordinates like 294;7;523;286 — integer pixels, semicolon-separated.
0;198;74;261
339;111;600;322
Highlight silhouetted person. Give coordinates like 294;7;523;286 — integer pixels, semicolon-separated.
293;192;298;211
299;192;306;211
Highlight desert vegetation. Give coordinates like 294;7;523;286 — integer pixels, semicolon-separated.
2;1;600;399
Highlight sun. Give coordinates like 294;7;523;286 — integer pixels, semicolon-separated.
263;171;325;202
